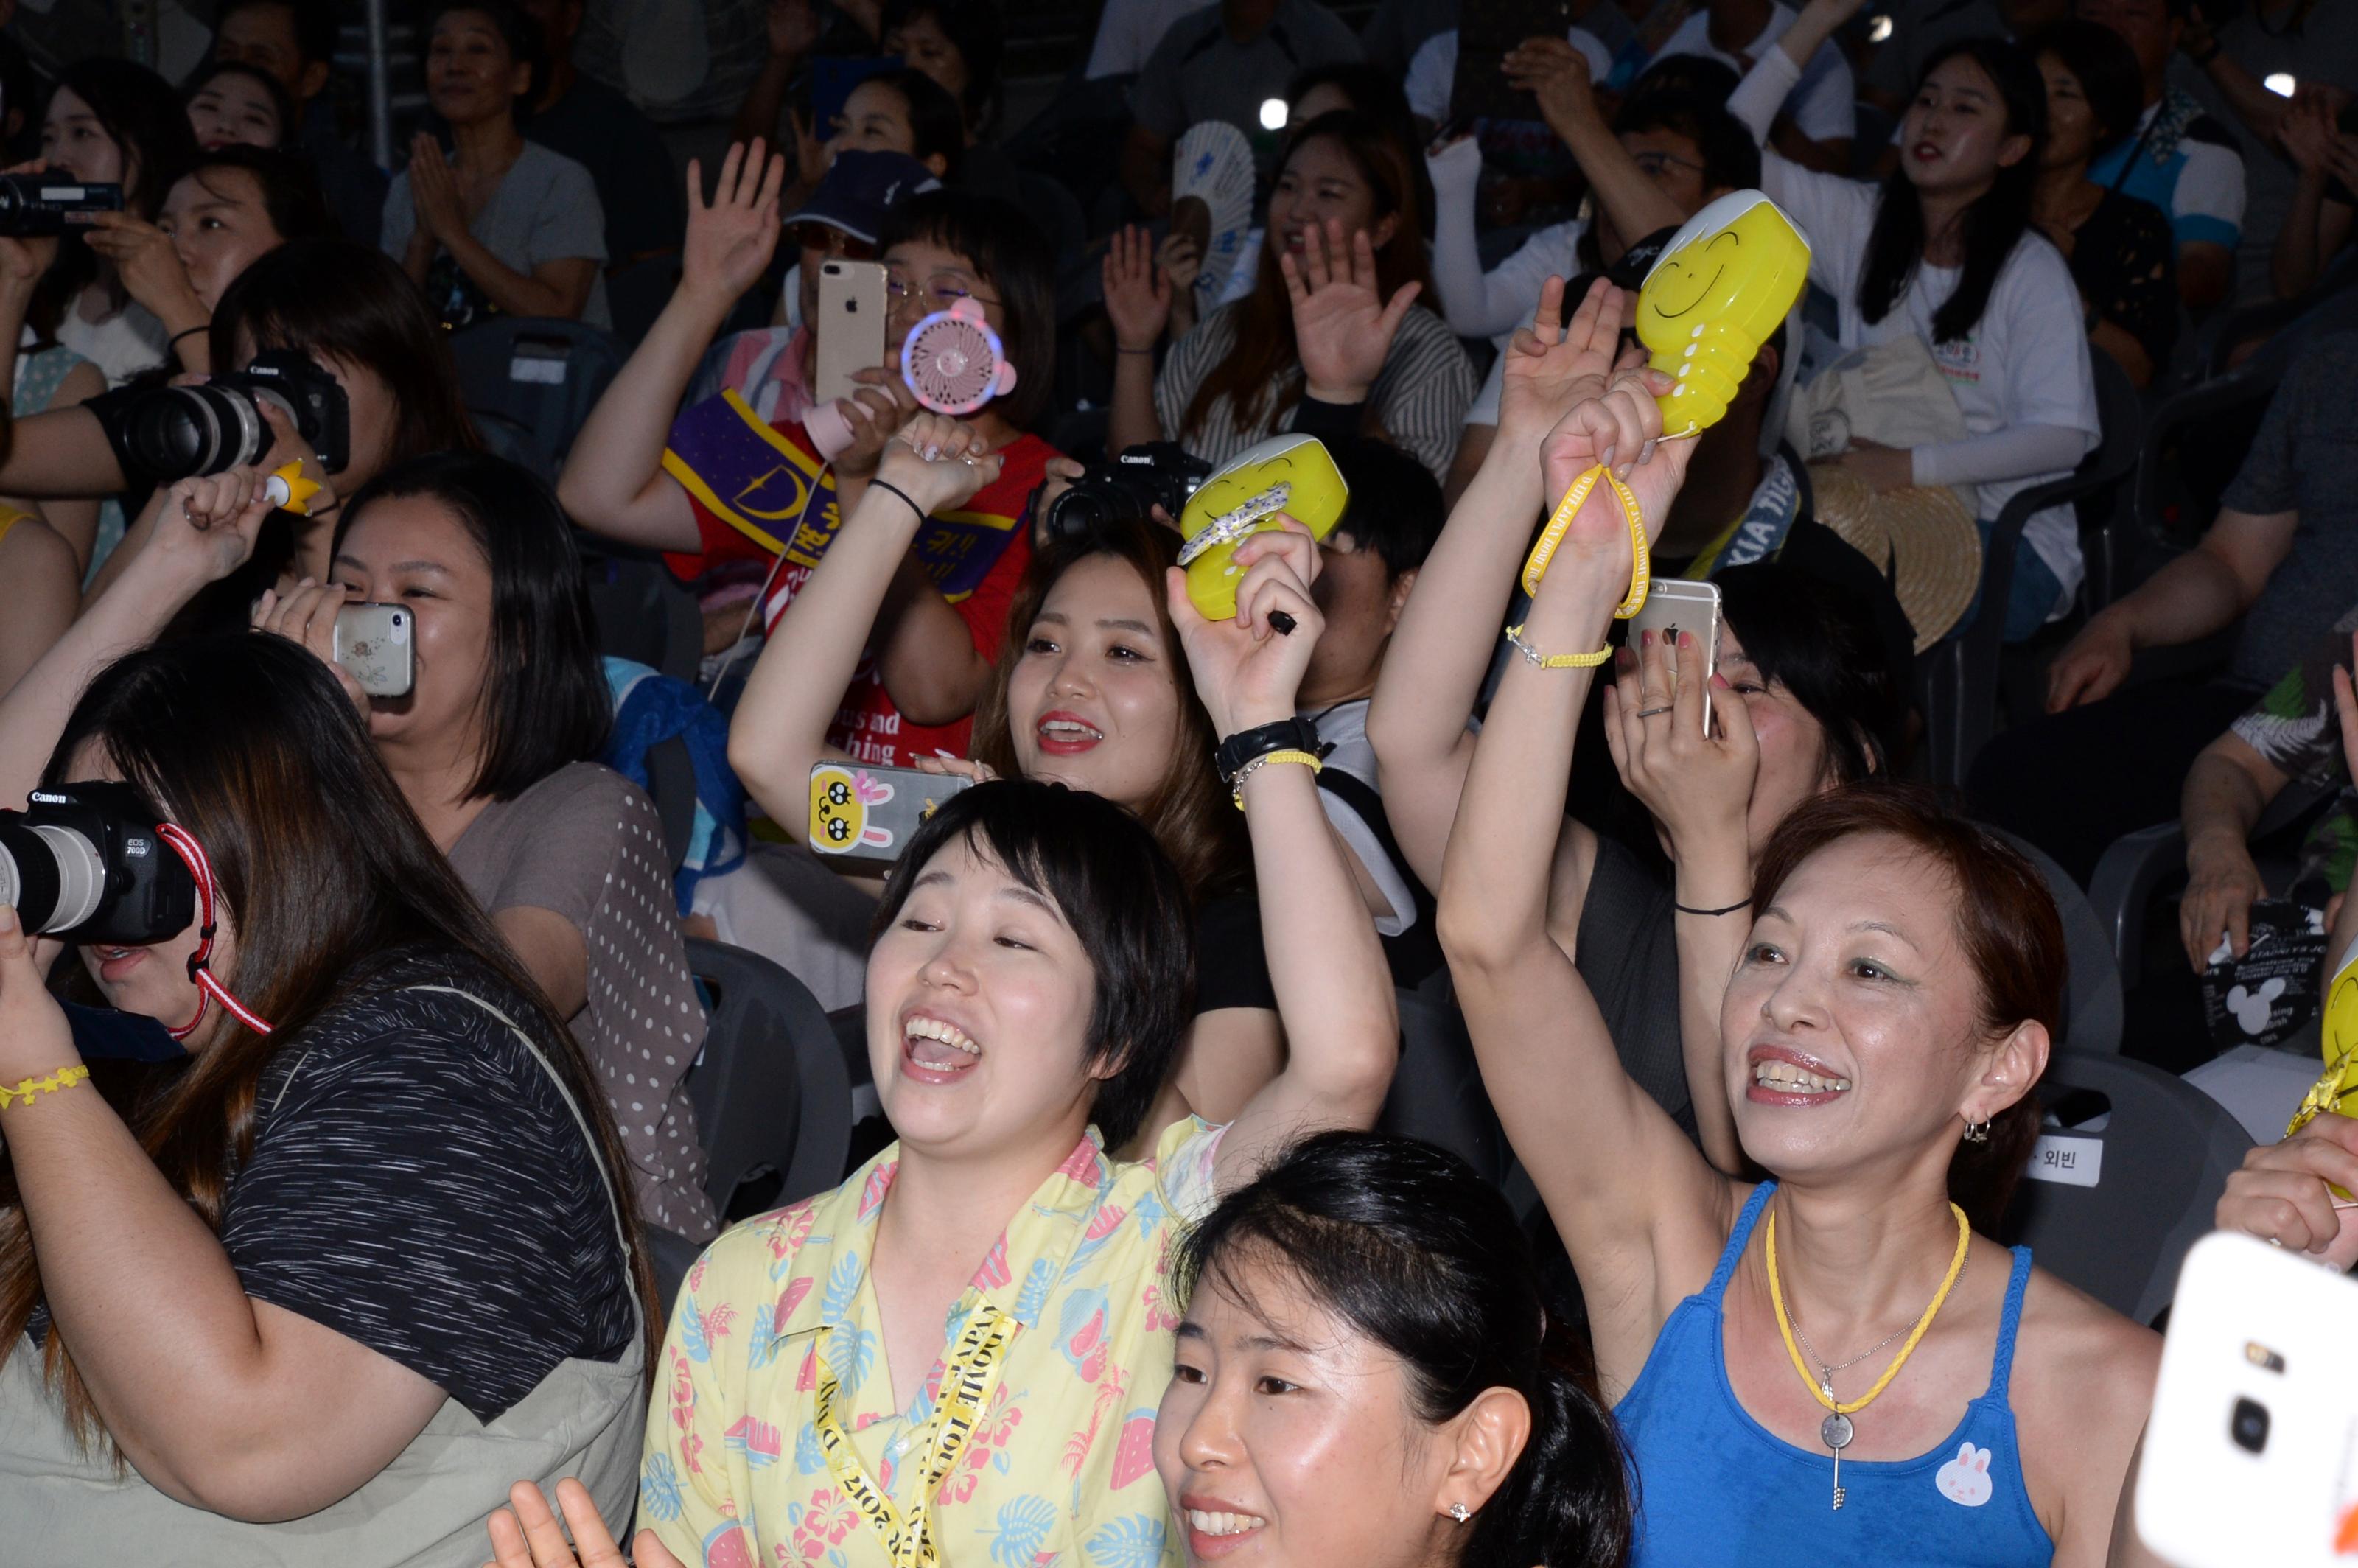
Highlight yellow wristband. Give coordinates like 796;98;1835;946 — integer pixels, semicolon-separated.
1520;462;1651;616
1230;748;1323;810
0;1065;92;1110
1503;623;1612;669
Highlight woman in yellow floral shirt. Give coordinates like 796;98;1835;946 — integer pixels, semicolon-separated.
487;412;1399;1568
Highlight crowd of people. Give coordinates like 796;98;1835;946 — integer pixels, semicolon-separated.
0;0;2353;1564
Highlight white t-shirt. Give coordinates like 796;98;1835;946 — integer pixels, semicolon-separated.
1404;27;1617;123
1654;2;1855;144
1087;0;1217;80
1460;218;1593;426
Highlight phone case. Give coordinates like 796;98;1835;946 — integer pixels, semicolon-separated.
809;762;973;871
2135;1232;2358;1567
331;603;413;697
1625;580;1721;732
1176;435;1350;621
815;259;889;408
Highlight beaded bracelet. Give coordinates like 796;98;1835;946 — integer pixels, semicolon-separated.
1229;748;1323;810
0;1065;92;1111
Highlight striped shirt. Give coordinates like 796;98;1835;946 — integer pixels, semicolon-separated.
1155;299;1476;483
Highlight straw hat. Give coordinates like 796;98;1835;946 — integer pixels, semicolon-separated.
1807;466;1981;652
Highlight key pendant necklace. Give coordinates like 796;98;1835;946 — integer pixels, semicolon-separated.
1765;1200;1972;1511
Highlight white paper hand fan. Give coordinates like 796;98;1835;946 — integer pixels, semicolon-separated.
1172;120;1256;304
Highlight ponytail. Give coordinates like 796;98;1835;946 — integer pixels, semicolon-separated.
1463;1318;1634;1567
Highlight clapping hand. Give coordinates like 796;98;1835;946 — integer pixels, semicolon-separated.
1166;516;1325;737
680;140;787;312
873;412;1004;519
1284;217;1421;405
483;1477;686;1568
1102;224;1172;351
407;134;466;245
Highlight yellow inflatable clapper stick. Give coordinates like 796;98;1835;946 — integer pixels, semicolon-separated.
1634;189;1811;438
2288;937;2358;1196
1178;434;1350;621
265;461;323;517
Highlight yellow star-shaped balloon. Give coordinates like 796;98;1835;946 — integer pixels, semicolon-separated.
265;461;323;516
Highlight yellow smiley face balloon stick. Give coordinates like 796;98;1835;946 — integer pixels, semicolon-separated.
1519;191;1811;604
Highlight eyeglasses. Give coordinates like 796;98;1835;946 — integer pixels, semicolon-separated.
1631;150;1707;178
786;223;878;260
886;270;1000;311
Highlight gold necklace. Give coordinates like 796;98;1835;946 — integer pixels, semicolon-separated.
1765;1200;1971;1511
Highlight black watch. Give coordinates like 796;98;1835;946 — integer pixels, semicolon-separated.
1214;718;1332;783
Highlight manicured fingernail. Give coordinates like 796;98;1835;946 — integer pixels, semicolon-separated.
1598;444;1616;469
1640;629;1653;647
1640;439;1657;466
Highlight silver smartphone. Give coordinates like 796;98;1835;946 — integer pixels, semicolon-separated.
1625;578;1722;732
332;602;414;697
815;259;889;407
2134;1231;2358;1567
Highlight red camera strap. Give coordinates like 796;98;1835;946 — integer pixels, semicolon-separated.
155;823;273;1039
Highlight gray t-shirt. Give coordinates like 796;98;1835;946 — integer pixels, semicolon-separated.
1130;0;1362;143
449;762;716;1239
2225;330;2358;687
382;139;612;329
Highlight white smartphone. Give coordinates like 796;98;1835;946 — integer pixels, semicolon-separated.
332;602;414;697
814;259;889;407
2134;1231;2358;1567
1625;578;1722;732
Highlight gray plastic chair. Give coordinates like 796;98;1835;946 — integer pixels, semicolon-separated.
1377;987;1509;1188
447;317;623;480
1990;828;2123;1056
587;556;703;687
683;937;855;1222
1998;1052;2253;1323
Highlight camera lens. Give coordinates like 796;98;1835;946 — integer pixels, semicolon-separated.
117;382;270;482
2231;1396;2270;1455
0;819;107;934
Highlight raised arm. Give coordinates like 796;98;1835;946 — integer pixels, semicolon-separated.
558;143;786;553
1510;37;1687;246
1103;225;1172;458
724;413;1003;822
1169;522;1398;1194
1435;352;1731;1370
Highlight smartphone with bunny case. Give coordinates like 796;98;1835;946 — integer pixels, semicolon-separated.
1625;579;1721;733
816;259;889;407
332;602;413;697
2134;1231;2358;1568
809;761;973;872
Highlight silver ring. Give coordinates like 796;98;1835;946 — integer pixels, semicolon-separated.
1635;704;1673;718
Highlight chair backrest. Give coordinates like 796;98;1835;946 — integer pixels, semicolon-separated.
448;317;624;479
1377;988;1509;1187
1998;1052;2253;1323
607;255;685;354
643;1222;704;1325
682;937;855;1221
586;554;704;686
1989;827;2124;1056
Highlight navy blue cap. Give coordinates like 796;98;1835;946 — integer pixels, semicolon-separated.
782;150;942;245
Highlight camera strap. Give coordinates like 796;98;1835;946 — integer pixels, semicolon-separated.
155;823;273;1039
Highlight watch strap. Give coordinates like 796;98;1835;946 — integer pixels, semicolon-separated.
1214;718;1331;783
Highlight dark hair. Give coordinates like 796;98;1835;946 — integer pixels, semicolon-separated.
869;779;1195;1149
209;239;480;469
33;60;203;333
1185;111;1432;447
183;59;299;150
0;634;656;1447
856;66;969;178
1329;435;1443;581
426;0;546;110
1284;62;1435;233
1616;86;1763;195
883;0;1006;133
217;0;340;67
1750;782;2063;1231
879;188;1056;430
180;144;339;244
2032;19;2147;155
1713;560;1907;785
1176;1131;1634;1568
335;452;612;802
1861;38;2047;343
971;517;1247;901
1629;53;1743;106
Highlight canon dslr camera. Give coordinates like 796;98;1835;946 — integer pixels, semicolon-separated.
0;783;195;945
1042;441;1211;542
90;349;351;486
0;172;121;236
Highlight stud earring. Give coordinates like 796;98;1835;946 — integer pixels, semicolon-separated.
1448;1503;1470;1524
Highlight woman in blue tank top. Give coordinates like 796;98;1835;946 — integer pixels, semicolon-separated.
1434;281;2159;1568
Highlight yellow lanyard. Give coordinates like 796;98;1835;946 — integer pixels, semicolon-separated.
1520;462;1652;612
1766;1202;1970;1416
811;1301;1018;1568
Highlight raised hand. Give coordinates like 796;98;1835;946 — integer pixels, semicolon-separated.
1537;346;1685;522
1165;517;1325;736
874;411;1004;519
251;578;368;714
1284;217;1421;404
150;466;273;585
1603;627;1758;864
2282;95;2337;175
765;0;821;58
1102;224;1172;351
84;211;202;325
1497;276;1630;446
1155;231;1203;296
1503;35;1601;142
680;141;788;312
484;1477;686;1568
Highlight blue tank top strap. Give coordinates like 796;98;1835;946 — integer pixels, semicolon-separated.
1708;1181;1777;1295
1985;1244;2035;1397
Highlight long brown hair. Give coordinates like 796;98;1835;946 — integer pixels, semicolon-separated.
970;519;1246;901
1180;111;1433;450
1749;782;2063;1233
0;636;657;1450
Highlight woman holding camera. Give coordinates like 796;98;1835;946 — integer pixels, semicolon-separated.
0;478;651;1561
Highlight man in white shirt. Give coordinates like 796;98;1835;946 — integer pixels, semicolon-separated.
1087;0;1217;80
1655;0;1855;170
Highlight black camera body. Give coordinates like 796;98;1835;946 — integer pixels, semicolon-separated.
0;782;195;946
0;173;122;237
91;349;352;486
1042;442;1211;542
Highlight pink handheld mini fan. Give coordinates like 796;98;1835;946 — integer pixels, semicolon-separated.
900;295;1017;414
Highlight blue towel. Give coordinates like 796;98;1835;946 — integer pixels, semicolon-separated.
602;657;749;914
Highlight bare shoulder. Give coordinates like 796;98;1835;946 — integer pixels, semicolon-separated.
2011;1261;2160;1547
